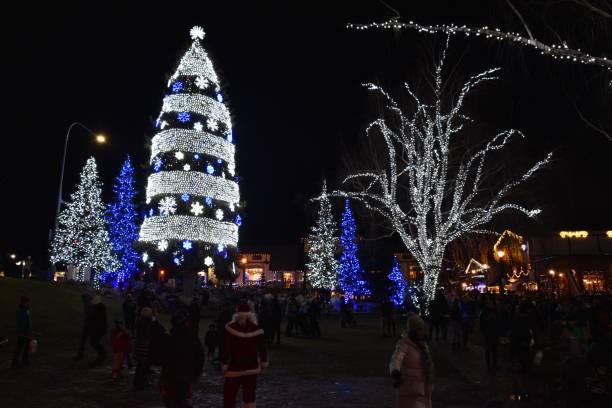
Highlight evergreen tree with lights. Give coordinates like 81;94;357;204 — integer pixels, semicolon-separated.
139;26;241;290
306;181;339;290
105;156;139;287
337;198;370;299
388;256;406;307
51;157;116;289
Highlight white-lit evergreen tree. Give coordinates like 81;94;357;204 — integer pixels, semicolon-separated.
51;157;116;288
306;181;339;290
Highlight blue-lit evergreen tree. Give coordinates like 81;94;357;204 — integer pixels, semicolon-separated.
388;256;407;307
337;198;370;298
106;156;139;286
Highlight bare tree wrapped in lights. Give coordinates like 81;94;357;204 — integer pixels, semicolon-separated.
335;46;551;312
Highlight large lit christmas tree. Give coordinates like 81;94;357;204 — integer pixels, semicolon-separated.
337;198;370;299
388;256;406;307
139;26;240;288
51;157;116;288
105;156;139;287
306;181;339;290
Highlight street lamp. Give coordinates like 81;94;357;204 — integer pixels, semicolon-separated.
54;122;107;235
10;254;16;260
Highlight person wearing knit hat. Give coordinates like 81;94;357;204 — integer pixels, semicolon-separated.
221;302;268;408
389;313;434;408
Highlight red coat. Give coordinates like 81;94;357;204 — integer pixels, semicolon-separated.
111;328;132;353
221;314;268;377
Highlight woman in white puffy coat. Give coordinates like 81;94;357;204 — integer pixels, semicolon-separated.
389;313;434;408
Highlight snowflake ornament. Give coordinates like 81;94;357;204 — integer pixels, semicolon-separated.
206;164;215;175
190;201;204;216
177;112;191;123
173;257;181;266
183;164;191;171
193;122;203;132
175;151;185;160
217;244;225;253
181;193;190;202
206;118;218;132
216;93;224;103
190;26;205;40
182;240;193;250
158;197;177;216
172;81;184;93
195;76;209;89
215;208;224;220
157;240;169;251
153;157;163;172
205;197;213;206
235;214;242;227
204;256;213;267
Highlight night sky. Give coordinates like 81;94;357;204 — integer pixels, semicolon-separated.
2;1;611;268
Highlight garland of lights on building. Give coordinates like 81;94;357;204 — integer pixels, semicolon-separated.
306;181;340;291
139;26;241;279
335;43;551;312
51;157;117;289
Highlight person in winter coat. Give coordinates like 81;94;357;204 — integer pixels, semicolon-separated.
110;319;132;379
133;307;155;388
222;303;269;408
11;296;31;369
89;295;108;364
188;297;201;337
285;294;298;336
123;294;137;336
479;298;500;370
270;295;282;345
160;310;204;408
74;293;92;361
205;323;219;361
389;313;434;408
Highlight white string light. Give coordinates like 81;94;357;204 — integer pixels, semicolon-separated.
150;129;236;165
140;215;238;246
161;93;231;131
145;171;239;204
347;20;612;73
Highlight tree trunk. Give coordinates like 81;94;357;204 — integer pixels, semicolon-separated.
423;267;441;316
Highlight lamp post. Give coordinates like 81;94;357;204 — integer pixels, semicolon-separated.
53;122;107;235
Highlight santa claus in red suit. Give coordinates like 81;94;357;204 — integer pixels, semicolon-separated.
222;303;269;408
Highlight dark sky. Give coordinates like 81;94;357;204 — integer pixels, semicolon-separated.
2;1;611;267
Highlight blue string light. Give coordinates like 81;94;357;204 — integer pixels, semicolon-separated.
105;157;139;287
337;198;370;299
205;197;213;206
153;157;163;172
206;164;215;174
388;256;407;307
235;214;242;227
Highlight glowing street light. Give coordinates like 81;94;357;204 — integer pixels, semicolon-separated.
95;134;107;144
10;254;16;259
549;269;555;276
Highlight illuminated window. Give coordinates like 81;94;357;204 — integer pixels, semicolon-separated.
283;272;292;283
246;268;263;282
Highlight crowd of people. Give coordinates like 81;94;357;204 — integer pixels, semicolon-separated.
417;289;612;406
8;279;611;407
